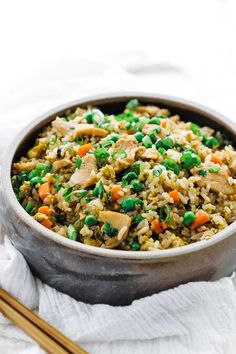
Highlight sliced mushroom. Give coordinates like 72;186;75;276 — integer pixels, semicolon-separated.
73;124;108;138
53;158;72;171
52;117;74;136
141;148;159;160
69;154;98;188
111;135;139;172
197;170;236;194
135;105;160;117
13;160;38;172
142;124;160;135
99;211;131;249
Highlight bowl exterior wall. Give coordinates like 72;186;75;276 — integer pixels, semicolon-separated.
1;196;236;305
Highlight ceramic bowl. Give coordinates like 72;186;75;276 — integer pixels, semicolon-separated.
1;93;236;305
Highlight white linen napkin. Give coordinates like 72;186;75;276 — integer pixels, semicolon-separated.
1;58;236;354
1;237;236;354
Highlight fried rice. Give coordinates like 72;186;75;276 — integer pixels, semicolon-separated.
11;99;236;251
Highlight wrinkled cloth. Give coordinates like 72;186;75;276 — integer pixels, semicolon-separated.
0;238;236;354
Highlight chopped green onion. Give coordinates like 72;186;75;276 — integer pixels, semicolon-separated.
94;148;109;168
156;137;174;149
190;122;201;136
49;135;57;145
67;224;77;241
85;215;97;227
149;118;161;125
135;198;143;205
134;132;144;143
149;128;161;142
142;135;152;148
126;99;139;110
56;183;62;191
159;204;172;222
208;165;220;173
157;113;168;118
100;140;114;148
183;211;195;226
98;181;104;198
75;136;84;145
25;202;33;213
104;222;118;237
63;187;73;197
131;162;141;175
112;149;127;161
153;166;164;176
41;163;52;177
121;198;136;212
75;157;82;169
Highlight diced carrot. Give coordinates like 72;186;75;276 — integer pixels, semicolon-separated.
127;129;134;135
38;182;50;200
169;190;180;203
190;211;210;230
41;219;53;229
160;120;167;128
38;206;51;216
111;185;122;201
211;155;223;165
77;143;93;157
151;219;168;234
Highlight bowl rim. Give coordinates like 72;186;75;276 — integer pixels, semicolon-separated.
2;91;236;260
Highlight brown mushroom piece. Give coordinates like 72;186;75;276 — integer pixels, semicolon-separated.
142;124;161;135
69;154;98;188
53;158;72;171
73;124;108;139
197;170;236;194
52;117;74;136
111;135;143;172
99;211;131;249
141;148;159;160
134;105;160;117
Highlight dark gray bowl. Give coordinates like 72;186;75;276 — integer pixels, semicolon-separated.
1;93;236;306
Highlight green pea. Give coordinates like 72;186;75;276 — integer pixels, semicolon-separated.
110;134;120;142
30;176;43;186
131;241;141;250
84;112;94;124
67;224;77;240
142;135;152;148
204;137;220;148
130;179;142;192
162;159;180;175
132;214;144;225
183;211;195;226
180;151;201;169
121;198;136;212
85;215;97;227
134;132;144;142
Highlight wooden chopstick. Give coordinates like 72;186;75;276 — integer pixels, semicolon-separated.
0;289;88;354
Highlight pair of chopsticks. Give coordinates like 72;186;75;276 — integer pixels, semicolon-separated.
0;288;88;354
